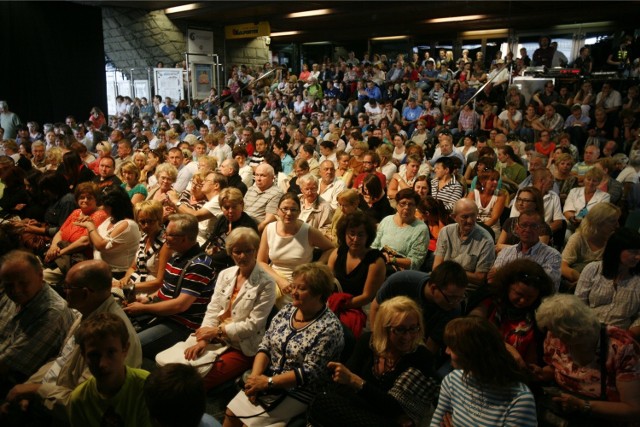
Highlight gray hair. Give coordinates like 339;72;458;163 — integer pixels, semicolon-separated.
225;227;260;255
31;140;45;149
168;214;199;242
297;173;318;187
536;294;599;343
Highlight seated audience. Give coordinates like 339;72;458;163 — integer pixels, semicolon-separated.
310;296;439;427
258;193;334;307
431;317;537;426
297;174;334;234
467;168;506;239
123;214;215;358
2;260;141;426
359;173;394;225
532;295;640;424
575;227;640;339
223;263;344;427
244;163;283;233
67;312;150;427
561;202;621;291
119;161;147;205
433;198;496;291
371;189;429;274
184;227;276;389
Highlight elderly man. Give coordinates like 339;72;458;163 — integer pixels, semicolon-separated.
518;152;549;189
490;211;562;290
3;260;141;424
571;144;600;185
318;160;346;210
298;174;333;235
0;251;75;395
433;199;495;291
243;163;283;233
124;214;215;358
369;260;468;356
30;140;46;171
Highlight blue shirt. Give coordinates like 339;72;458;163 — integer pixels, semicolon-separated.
365;85;382;100
402;105;424;122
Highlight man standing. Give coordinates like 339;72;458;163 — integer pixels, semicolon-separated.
369;261;468;355
0;251;75;395
490;211;562;290
433;199;495;291
0;101;22;140
4;260;141;424
532;36;554;68
124;214;215;358
243;164;282;233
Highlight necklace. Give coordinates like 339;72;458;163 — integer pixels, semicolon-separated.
294;307;323;323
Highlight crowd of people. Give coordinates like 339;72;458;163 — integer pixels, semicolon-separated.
0;37;640;427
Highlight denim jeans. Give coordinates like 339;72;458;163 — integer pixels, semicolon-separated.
138;319;192;359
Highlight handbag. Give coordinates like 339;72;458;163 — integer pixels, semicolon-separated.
236;372;287;412
155;334;228;376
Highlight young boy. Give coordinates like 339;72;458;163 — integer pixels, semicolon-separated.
68;313;151;427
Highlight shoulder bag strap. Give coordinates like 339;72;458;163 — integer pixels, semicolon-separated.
172;253;205;299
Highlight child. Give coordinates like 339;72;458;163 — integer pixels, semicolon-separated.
68;312;151;427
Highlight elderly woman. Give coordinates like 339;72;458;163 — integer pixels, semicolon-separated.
43;182;108;284
561;202;621;289
431;317;537;426
146;163;179;221
371;188;429;274
223;263;344;427
115;200;169;296
469;259;554;364
328;211;385;311
185;227;276;390
297;174;334;235
576;227;640;339
564;167;611;232
75;186;141;280
120;161;148;205
531;295;640;424
258;193;334;307
310;296;439;427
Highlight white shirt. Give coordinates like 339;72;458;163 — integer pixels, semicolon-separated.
511;190;564;224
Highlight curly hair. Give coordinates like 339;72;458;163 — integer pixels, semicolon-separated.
336;211;376;248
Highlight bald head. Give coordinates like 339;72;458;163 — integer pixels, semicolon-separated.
453;198;479;216
67;260;112;292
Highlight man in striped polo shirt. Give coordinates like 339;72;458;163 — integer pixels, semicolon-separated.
124;214;215;359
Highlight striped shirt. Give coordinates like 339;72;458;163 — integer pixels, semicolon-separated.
430;177;463;213
430;369;537;427
243;184;283;223
157;244;215;330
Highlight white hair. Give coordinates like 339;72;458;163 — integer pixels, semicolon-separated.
536;294;599;343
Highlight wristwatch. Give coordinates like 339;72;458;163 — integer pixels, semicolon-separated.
581;400;592;414
267;377;274;390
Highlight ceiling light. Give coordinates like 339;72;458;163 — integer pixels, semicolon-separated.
165;3;202;14
371;35;409;41
303;41;333;46
426;15;487;24
270;31;302;37
460;28;509;37
287;9;333;18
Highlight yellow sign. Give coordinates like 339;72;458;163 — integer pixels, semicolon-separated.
225;21;270;39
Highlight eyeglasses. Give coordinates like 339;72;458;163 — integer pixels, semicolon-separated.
138;219;157;225
397;201;416;209
516;197;535;203
279;207;299;214
517;221;540;230
388;325;421;336
437;287;466;304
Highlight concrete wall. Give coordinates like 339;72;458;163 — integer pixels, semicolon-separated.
102;7;186;79
226;37;271;72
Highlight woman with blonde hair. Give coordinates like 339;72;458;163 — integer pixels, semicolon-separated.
146;163;179;221
310;296;439;427
561;202;621;289
120;161;148;205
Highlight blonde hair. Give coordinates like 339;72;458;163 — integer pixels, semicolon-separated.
578;202;620;239
120;161;140;180
155;163;178;181
371;296;425;356
218;187;244;207
134;200;163;224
